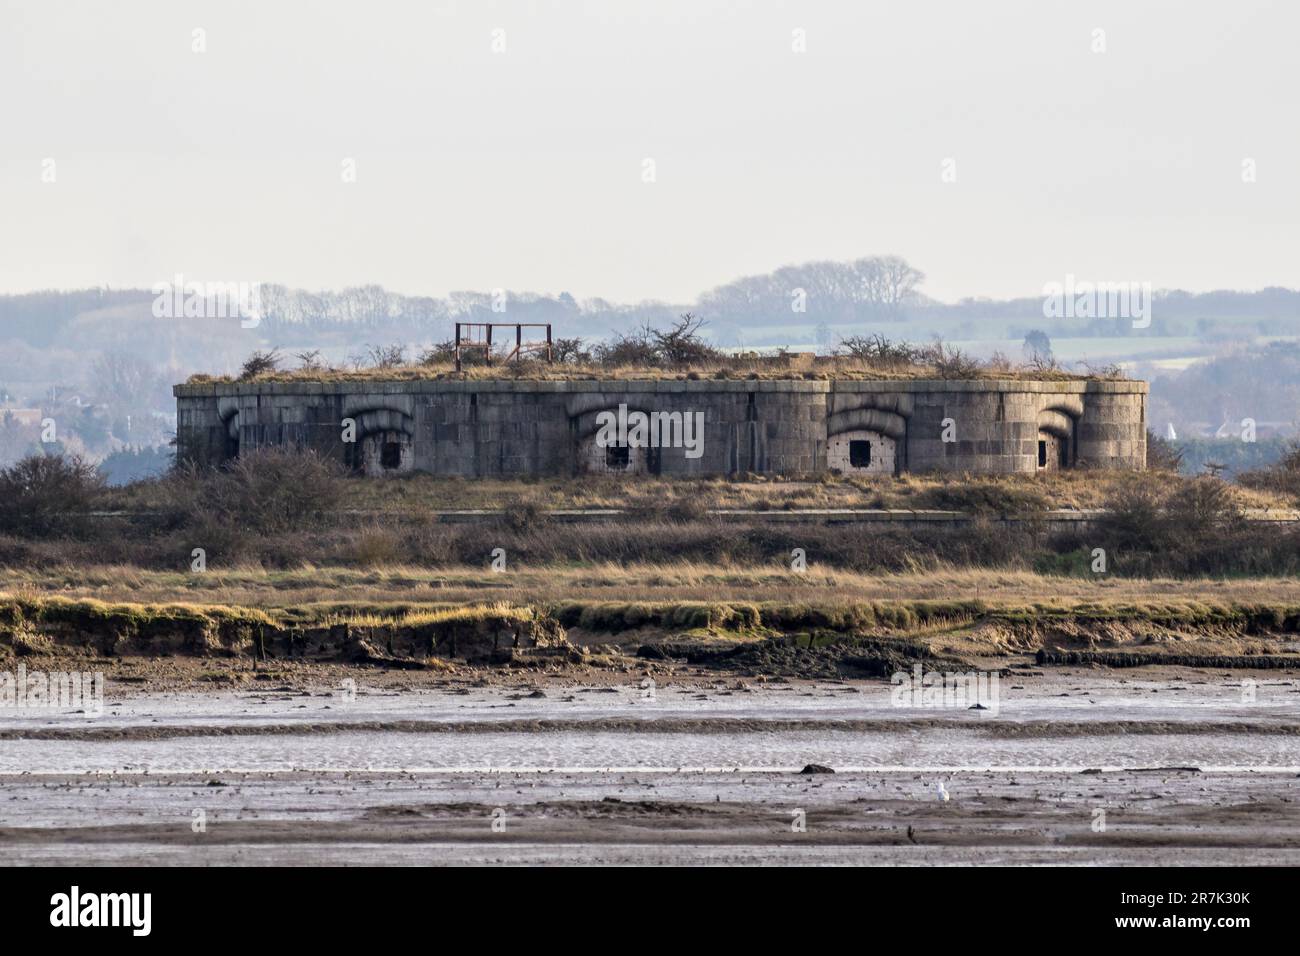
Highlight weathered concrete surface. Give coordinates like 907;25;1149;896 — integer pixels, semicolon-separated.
175;378;1148;477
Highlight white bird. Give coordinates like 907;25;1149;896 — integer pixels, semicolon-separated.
936;782;950;802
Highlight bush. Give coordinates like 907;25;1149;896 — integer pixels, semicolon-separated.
162;448;347;537
364;344;406;368
1166;476;1243;540
837;334;920;367
592;326;660;367
239;349;280;380
1097;476;1249;574
504;499;550;533
1238;443;1300;504
418;341;457;365
1145;430;1184;473
551;337;590;364
650;313;721;366
591;314;721;368
0;453;106;536
921;340;983;379
1097;480;1167;552
914;480;1050;515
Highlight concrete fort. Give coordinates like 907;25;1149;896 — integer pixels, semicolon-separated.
173;378;1148;477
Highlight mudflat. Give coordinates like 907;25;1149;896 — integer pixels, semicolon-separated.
3;666;1297;865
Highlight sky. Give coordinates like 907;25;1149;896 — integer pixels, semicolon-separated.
1;0;1297;304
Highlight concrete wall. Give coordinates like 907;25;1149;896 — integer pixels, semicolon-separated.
175;378;1147;476
827;429;896;475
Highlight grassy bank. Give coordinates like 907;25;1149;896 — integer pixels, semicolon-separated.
5;563;1300;607
3;591;1298;672
101;468;1291;514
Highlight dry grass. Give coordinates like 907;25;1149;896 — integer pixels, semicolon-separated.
0;591;536;642
5;562;1299;609
315;602;536;629
102;469;1289;514
188;354;1098;385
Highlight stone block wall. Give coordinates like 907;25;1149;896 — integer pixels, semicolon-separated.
175;377;1146;476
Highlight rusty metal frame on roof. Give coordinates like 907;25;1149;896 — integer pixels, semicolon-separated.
453;322;553;371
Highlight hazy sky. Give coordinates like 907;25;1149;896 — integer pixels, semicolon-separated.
2;0;1297;303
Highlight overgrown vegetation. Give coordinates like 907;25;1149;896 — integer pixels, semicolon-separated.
1145;429;1185;473
203;326;1101;385
1090;476;1251;576
5;593;1298;668
1237;443;1300;505
0;449;1297;580
238;349;281;380
837;333;922;367
156;448;348;544
0;453;105;535
1011;473;1300;578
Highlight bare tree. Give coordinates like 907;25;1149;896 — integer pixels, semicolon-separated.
91;350;164;410
858;256;925;319
650;313;720;366
364;343;406;368
551;337;589;364
837;333;920;366
239;349;281;380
